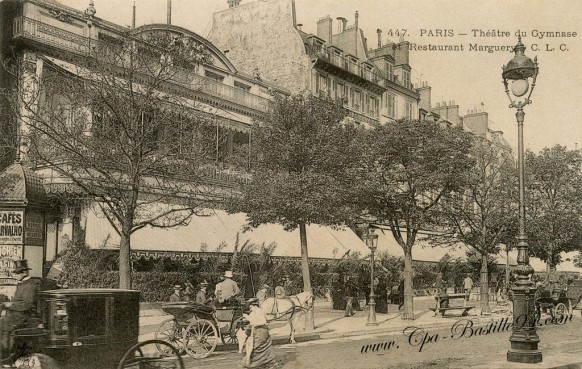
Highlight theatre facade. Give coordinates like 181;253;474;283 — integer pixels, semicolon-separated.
0;0;372;279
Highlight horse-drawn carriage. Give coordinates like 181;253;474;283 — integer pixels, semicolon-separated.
155;298;246;359
6;288;184;369
535;283;572;322
154;291;314;359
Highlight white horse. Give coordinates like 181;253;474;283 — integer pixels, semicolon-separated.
235;291;313;352
260;291;313;344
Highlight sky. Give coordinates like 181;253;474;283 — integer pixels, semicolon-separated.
58;0;582;153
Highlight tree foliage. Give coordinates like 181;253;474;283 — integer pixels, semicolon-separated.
525;145;582;276
435;137;516;313
5;30;222;288
229;94;361;329
358;119;475;319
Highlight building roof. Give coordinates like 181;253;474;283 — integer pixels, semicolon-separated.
0;163;47;208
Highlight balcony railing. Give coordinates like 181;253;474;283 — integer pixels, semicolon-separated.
306;45;380;84
13;16;90;54
345;109;379;125
13;16;271;113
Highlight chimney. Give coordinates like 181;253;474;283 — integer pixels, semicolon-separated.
227;0;241;8
355;11;359;29
336;17;347;32
167;0;171;24
377;29;382;48
317;16;333;45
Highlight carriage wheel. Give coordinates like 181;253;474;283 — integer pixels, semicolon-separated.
117;339;185;369
183;319;218;359
155;319;186;356
221;317;243;345
552;303;568;324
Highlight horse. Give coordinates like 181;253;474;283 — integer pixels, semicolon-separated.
234;291;313;352
259;291;313;344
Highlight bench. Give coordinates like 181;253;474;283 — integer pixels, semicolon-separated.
429;306;474;317
432;293;471;317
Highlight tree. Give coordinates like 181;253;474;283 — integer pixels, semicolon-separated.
525;145;582;278
358;119;475;319
435;137;517;314
229;94;361;330
4;30;221;288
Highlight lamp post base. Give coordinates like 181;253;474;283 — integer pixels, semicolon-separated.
507;349;542;363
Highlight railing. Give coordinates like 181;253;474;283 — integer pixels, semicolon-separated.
307;44;377;84
13;16;271;113
345;109;379;125
13;16;90;54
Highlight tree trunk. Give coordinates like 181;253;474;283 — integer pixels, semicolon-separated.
480;252;491;314
299;222;314;331
402;250;414;320
119;222;132;289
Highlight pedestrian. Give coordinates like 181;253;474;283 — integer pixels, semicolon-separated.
0;260;40;362
283;275;293;296
169;285;183;302
214;275;225;306
463;273;474;306
196;280;212;305
256;284;269;304
183;281;195;302
344;276;355;317
241;299;276;369
221;271;240;304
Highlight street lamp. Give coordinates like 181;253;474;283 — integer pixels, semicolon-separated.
366;228;379;326
502;36;542;364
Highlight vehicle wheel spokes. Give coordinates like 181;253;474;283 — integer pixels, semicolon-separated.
117;339;185;369
183;319;218;359
155;319;185;356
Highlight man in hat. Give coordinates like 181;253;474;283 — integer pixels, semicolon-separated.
196;280;212;305
256;284;269;304
0;260;40;361
169;285;183;302
221;271;240;304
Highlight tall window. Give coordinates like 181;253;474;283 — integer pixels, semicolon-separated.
386;62;394;81
354;90;361;111
386;93;395;118
405;100;413;120
332;80;338;99
403;70;411;89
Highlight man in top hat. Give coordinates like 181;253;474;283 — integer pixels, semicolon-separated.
169;285;183;302
196;280;212;305
0;260;41;361
220;271;240;303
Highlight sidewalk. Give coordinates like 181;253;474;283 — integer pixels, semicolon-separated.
138;299;582;368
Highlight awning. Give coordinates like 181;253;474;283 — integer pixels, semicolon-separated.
82;206;369;260
372;226;517;266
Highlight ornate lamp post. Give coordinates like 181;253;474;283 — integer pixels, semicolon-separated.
366;228;379;326
502;37;542;364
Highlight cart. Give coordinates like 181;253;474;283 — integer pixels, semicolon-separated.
535;284;571;323
155;299;245;359
6;288;184;369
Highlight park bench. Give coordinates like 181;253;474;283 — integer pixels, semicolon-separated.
430;292;473;317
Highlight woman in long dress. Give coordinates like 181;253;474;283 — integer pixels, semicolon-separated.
241;299;277;369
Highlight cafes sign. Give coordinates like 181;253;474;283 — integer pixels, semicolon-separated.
0;210;24;245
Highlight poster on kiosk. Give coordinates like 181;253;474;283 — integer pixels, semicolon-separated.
0;209;25;301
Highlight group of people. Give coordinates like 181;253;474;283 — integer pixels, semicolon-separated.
169;270;241;306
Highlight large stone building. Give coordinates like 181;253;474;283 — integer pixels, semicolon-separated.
0;0;372;278
208;0;422;126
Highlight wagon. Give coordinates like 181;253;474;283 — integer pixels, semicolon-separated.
155;298;245;359
535;284;571;323
5;289;184;369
